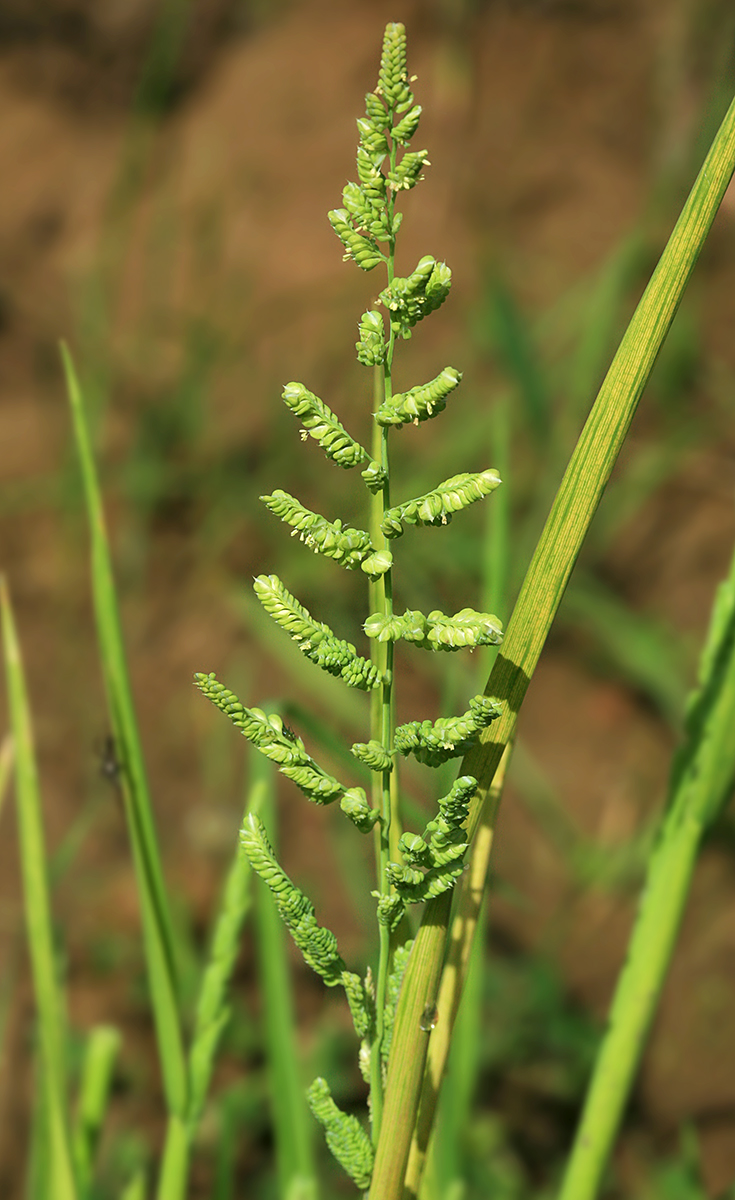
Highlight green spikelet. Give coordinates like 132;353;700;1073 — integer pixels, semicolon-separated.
392;103;422;145
381;469;501;537
307;1077;375;1189
253;574;381;690
387;148;430;192
356;309;386;366
351;740;393;772
328;208;385;271
394;694;502;766
376;367;462;428
281;382;370;468
341;970;375;1041
340;788;380;832
241;814;347;986
260;490;374;571
361;461;389;493
374;892;406;931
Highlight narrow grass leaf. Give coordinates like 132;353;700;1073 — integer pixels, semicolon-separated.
558;544;735;1200
1;577;78;1200
72;1024;121;1192
187;797;257;1126
369;87;735;1200
61;347;188;1128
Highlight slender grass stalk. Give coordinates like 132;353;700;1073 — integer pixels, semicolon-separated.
61;347;190;1192
404;746;512;1195
558;543;735;1200
26;1057;51;1200
72;1025;122;1192
368;177;398;1149
369;85;735;1200
253;752;318;1200
0;576;78;1200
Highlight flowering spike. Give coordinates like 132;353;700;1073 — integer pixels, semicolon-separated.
260;490;375;572
281;382;370;468
378;22;413;112
241;815;347;983
376;367;462;428
253;574;381;690
328;208;385;271
379;256;452;337
307;1078;375;1189
381;469;502;537
351;740;393;772
391;103;422;145
394;695;502;766
194;673;364;806
364;607;503;651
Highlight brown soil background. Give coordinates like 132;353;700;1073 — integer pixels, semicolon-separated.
1;0;735;1195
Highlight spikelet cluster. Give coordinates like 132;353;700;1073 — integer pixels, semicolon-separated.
379;256;452;339
254;574;381;690
385;775;478;904
376;367;462;428
381;469;502;537
364;606;503;651
194;25;506;1187
394;694;502;766
307;1078;375;1190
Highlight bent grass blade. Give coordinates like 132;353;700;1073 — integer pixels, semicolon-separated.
1;577;78;1200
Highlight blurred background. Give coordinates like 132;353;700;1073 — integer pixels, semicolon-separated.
1;0;735;1195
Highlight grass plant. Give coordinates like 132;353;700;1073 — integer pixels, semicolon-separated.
3;17;735;1200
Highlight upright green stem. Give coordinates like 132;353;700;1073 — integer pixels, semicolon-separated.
368;302;397;1142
